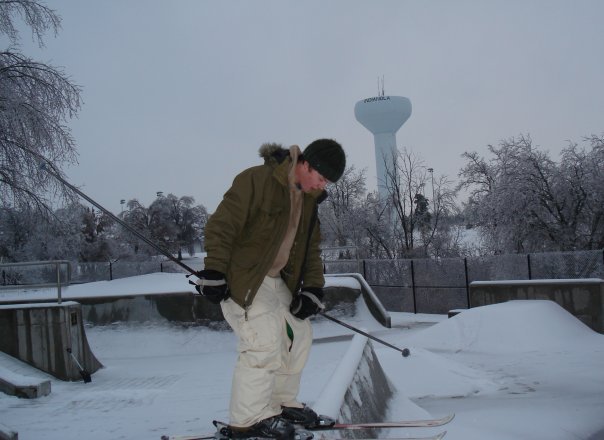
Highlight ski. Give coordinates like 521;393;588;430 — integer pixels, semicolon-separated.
161;433;447;440
328;433;448;440
321;413;455;430
160;415;453;440
161;422;314;440
161;436;214;440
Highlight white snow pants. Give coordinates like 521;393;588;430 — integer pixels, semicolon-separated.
220;276;313;428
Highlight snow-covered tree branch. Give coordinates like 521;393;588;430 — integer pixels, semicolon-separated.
0;0;81;212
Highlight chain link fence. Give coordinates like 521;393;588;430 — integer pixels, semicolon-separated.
0;260;189;288
0;261;71;289
323;249;604;314
3;249;604;315
71;260;187;283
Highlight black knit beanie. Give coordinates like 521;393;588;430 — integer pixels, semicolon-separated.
302;139;346;182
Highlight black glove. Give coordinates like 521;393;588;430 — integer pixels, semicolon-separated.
189;269;229;304
290;287;325;320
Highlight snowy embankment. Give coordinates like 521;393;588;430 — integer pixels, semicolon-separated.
0;272;603;440
381;300;604;440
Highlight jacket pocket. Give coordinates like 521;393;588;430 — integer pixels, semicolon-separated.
238;310;280;355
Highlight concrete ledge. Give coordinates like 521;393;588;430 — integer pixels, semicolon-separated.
0;422;18;440
0;302;102;381
0;367;51;398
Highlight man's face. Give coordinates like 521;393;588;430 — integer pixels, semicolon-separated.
297;161;329;192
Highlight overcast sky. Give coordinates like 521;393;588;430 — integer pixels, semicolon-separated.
12;0;604;212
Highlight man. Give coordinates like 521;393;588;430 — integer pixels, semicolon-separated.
194;139;345;439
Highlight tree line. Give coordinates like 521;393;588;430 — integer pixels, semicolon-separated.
0;194;208;263
2;1;603;264
319;134;604;259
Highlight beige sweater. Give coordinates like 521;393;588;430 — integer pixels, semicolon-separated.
267;145;303;277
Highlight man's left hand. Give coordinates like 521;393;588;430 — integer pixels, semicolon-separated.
189;269;229;304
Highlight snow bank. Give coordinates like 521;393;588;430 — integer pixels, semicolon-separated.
403;300;602;353
380;346;500;399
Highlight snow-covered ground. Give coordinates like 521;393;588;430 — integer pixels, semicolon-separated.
1;273;604;440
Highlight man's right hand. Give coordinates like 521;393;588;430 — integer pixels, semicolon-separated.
190;269;229;304
290;287;325;320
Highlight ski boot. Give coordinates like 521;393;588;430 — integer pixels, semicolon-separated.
213;416;312;440
280;405;336;430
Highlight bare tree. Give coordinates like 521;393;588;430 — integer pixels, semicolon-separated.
459;134;604;254
364;148;460;258
0;0;60;47
424;173;461;257
0;0;81;212
361;192;396;259
319;165;367;252
386;148;426;254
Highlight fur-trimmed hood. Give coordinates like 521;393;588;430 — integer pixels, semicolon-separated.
259;142;290;165
259;143;305;192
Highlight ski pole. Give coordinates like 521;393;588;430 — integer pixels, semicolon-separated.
41;162;197;275
319;312;410;357
42;161;410;358
66;348;92;383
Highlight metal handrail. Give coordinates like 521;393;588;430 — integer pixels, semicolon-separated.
327;272;391;328
0;260;71;303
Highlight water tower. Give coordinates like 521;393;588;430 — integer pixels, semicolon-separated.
354;89;412;200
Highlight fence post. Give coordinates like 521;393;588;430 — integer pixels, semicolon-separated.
56;261;62;304
109;261;113;281
410;259;417;314
527;253;532;280
464;257;470;308
362;260;367;279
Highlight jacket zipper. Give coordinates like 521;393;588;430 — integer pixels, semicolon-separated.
243;289;252;320
294;199;320;293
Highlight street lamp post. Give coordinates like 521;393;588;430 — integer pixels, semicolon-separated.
427;168;435;208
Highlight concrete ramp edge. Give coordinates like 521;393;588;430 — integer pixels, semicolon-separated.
0;422;18;440
313;333;394;437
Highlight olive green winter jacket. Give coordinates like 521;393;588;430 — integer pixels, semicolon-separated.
203;144;325;309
